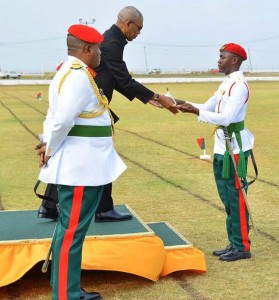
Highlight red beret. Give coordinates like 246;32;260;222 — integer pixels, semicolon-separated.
68;24;103;44
220;43;247;60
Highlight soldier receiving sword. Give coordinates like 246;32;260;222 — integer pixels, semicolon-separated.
173;43;255;262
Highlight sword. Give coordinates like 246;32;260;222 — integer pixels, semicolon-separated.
222;126;258;235
42;221;58;273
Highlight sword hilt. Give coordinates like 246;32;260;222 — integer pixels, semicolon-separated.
41;260;49;273
221;126;230;139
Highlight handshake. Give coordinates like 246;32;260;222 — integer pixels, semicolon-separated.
149;94;199;115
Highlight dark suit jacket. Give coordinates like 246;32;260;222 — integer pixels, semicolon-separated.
94;25;154;111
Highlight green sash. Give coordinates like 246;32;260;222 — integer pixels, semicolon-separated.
68;125;112;137
218;121;246;178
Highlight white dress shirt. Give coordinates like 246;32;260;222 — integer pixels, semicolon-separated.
39;56;126;186
193;71;254;154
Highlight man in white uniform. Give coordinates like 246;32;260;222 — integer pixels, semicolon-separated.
174;43;254;262
38;24;127;300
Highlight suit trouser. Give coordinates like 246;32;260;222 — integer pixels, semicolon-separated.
41;183;113;214
95;183;113;213
213;151;251;252
50;184;103;300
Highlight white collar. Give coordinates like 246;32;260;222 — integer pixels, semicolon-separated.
68;55;87;68
227;70;243;79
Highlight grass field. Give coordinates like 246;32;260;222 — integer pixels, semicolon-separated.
6;71;279;80
0;82;278;299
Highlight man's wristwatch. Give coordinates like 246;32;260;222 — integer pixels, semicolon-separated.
154;94;160;101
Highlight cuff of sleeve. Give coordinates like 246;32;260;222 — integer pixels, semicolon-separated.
198;111;204;122
46;146;52;156
198;110;208;123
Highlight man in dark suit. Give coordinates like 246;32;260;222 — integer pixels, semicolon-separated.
37;6;177;222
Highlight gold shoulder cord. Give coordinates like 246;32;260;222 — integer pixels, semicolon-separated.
58;70;72;94
58;60;115;135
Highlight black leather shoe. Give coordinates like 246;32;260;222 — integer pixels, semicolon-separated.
212;244;233;256
219;248;251;262
37;205;59;220
80;288;101;300
95;209;132;222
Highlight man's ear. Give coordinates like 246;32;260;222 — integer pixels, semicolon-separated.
232;56;239;65
84;44;91;55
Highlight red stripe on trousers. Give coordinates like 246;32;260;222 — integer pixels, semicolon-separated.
234;155;250;251
58;186;84;300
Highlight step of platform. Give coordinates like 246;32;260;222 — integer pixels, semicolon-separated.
0;204;206;287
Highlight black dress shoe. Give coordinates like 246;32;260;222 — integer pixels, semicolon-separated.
95;209;132;222
219;248;251;262
80;288;101;300
212;244;233;256
37;205;59;220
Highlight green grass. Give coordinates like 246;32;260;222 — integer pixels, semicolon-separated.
0;82;279;299
132;71;279;78
9;71;279;80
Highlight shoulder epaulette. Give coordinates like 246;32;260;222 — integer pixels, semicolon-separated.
70;60;83;70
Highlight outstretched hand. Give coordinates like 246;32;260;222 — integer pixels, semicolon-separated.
157;95;179;114
149;99;163;108
173;100;199;115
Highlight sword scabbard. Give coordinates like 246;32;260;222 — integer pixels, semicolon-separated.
222;126;258;235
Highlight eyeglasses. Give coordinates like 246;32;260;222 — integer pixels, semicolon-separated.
129;20;143;31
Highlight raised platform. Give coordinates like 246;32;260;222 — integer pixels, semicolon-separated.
0;205;206;287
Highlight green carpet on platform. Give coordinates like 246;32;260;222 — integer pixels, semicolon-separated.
147;222;192;248
0;205;152;242
0;205;194;249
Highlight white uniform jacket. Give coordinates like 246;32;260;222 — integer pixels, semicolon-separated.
192;71;254;155
39;56;126;186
